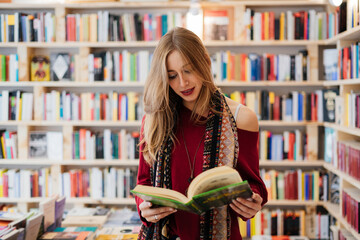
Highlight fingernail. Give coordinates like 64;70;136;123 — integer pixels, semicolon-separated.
169;208;175;211
147;202;152;207
247;198;253;201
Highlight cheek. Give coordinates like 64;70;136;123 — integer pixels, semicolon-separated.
168;81;178;92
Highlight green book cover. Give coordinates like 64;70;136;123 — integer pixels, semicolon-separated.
1;55;6;81
131;166;253;215
54;226;97;232
74;131;80;159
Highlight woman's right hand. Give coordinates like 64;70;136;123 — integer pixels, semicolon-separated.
139;201;177;223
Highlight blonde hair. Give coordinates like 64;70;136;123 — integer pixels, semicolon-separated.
141;27;219;164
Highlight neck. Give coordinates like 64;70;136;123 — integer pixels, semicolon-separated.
183;102;209;118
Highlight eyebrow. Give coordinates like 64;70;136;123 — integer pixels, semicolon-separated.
167;64;191;72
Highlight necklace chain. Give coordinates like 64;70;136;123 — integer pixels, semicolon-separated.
181;127;205;183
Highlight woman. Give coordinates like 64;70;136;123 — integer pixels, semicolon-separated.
136;27;267;240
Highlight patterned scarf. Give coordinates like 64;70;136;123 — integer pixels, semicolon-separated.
138;91;239;240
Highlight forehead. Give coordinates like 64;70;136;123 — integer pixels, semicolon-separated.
166;50;188;70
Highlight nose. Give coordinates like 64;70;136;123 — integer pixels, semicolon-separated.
179;74;188;87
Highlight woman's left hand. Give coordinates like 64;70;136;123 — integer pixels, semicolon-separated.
229;193;263;219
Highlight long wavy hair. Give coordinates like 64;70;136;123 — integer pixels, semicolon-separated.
141;27;219;164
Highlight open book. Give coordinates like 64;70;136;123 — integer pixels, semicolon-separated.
131;166;253;214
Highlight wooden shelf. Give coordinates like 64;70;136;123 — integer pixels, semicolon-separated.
0;197;48;203
260;160;324;167
0;81;145;87
325;25;360;45
0;3;57;9
0;81;326;88
0;120;323;127
322;79;360;86
323;202;360;240
324;123;360;137
323;163;360;190
66;197;136;205
259;121;322;127
217;81;324;87
239;0;327;6
0;40;325;48
0;120;141;127
64;1;191;9
205;40;320;47
265;200;323;206
0;159;59;165
60;160;139;166
0;0;328;10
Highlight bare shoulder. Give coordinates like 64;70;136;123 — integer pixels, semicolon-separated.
225;97;259;132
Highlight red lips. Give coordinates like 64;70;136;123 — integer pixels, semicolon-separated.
180;87;195;96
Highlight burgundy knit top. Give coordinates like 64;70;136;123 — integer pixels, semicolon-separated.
136;105;268;240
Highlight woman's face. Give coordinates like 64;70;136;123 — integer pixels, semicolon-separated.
166;50;202;110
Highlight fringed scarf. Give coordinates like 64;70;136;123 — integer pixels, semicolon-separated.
138;91;239;240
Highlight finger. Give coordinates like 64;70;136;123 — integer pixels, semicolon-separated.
252;193;263;204
232;199;257;216
154;209;177;220
145;209;177;223
142;207;176;219
229;203;252;218
235;197;261;211
139;201;152;211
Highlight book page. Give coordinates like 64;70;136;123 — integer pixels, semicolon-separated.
39;197;56;231
132;185;189;203
188;166;241;199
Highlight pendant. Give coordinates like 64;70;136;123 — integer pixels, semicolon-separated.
188;177;193;183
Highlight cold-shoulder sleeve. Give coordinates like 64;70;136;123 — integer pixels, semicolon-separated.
235;128;268;220
135;116;152;226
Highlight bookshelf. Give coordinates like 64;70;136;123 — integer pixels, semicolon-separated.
0;0;358;238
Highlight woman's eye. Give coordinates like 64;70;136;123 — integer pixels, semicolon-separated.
184;70;191;74
168;74;177;80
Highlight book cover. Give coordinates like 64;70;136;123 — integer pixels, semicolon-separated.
40;231;94;240
131;166;253;214
323;89;339;122
30;56;50;81
50;53;71;81
203;10;229;41
25;213;43;240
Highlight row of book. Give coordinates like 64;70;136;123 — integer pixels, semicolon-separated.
338;140;360;182
0;130;17;160
324;127;360;178
39;91;143;121
88;50;151;82
0;54;18;82
344;91;360;129
66;11;186;42
73;129;139;161
0;196;66;240
211;50;309;82
243;8;344;41
230;89;338;122
342;188;360;234
0;12;56;43
260;169;328;201
31;49;312;83
29;131;63;161
0;167;52;198
61;167;137;199
348;0;360;30
239;208;330;239
338;42;360;80
0;91;33;121
260;130;307;161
